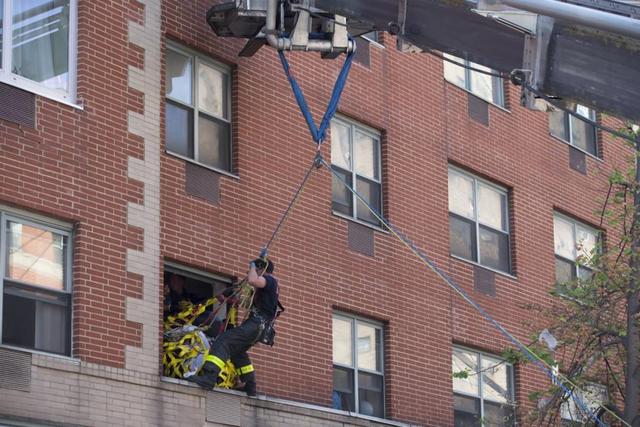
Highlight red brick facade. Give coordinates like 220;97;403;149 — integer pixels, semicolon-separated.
0;1;629;426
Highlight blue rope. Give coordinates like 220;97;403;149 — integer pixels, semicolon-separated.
278;47;355;145
320;158;608;427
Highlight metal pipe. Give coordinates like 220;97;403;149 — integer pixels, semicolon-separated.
501;0;640;39
265;0;354;52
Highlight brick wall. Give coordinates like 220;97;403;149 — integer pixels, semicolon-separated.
0;0;631;426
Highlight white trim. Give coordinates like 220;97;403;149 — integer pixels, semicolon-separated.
549;133;603;162
453;345;517;422
0;209;74;356
165;42;233;172
165;150;240;180
331;115;383;226
450;255;518;280
448;166;512;274
164;261;234;284
331;211;389;234
442;56;506;109
332;312;385;418
0;0;80;108
0;344;79;363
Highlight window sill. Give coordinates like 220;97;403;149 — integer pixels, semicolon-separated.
450;254;517;280
0;344;78;363
549;134;603;162
0;74;83;111
165;151;240;180
443;79;510;114
332;211;389;234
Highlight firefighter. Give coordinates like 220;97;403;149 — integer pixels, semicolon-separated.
190;258;279;396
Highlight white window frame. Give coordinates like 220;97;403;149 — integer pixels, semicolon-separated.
0;209;73;356
0;0;79;107
553;213;599;281
165;42;234;175
330;116;383;228
452;346;516;425
560;383;607;425
448;166;512;274
550;105;598;157
332;312;385;418
443;54;505;107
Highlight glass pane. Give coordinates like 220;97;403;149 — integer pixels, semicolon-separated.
578;266;593;280
354;131;379;180
166;102;193;158
357;323;381;371
198;63;227;118
331;121;351;170
554;216;575;260
550;111;569;140
358;372;384;418
450;215;477;262
479;226;510;273
454;394;481;427
198;114;230;171
452;348;479;395
355;177;381;226
35;298;68;354
331;166;353;217
448;171;475;219
469;62;495;103
2;282;70;355
443;54;466;88
576;226;597;262
484;401;516;427
555;257;575;283
477;184;507;231
332;366;355;412
2;291;35;348
12;0;70;91
166;49;192;104
333;316;353;366
481;356;513;403
570;114;597;155
7;221;66;289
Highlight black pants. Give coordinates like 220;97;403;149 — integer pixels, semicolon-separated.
195;316;264;395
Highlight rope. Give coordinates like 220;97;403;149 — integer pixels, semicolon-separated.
262;158;319;255
278;46;355;144
319;157;622;427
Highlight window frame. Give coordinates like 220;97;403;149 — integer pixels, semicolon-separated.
553;213;600;281
443;54;505;107
0;210;73;356
549;106;599;158
0;0;79;107
448;166;512;274
330;116;383;228
165;42;234;175
452;346;517;425
332;312;385;418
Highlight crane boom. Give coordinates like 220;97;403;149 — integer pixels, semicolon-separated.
207;0;640;121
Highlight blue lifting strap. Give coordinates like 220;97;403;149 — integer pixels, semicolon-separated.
278;47;355;145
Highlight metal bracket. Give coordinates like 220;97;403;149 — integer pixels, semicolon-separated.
521;15;555;112
290;0;311;49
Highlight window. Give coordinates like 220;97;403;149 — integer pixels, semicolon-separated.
443;53;504;106
554;214;598;283
448;167;511;273
0;213;72;355
332;314;384;418
561;383;607;426
452;347;516;426
0;0;77;104
331;117;382;227
165;43;232;173
550;104;598;156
